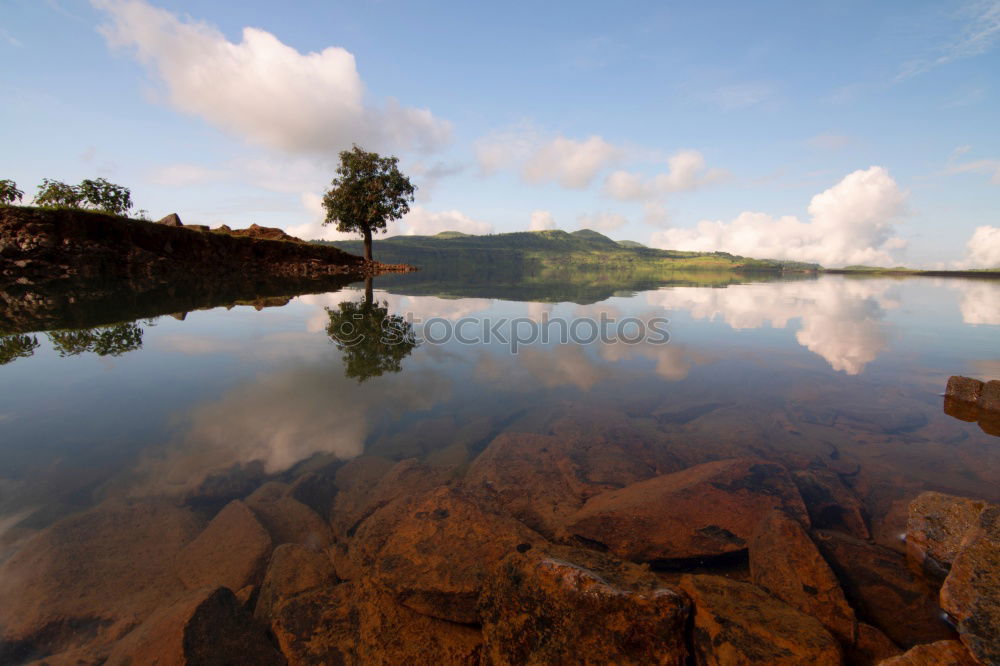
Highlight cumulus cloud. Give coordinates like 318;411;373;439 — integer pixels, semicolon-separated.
578;212;627;232
650;166;908;267
93;0;450;154
474;127;621;188
955;225;1000;269
399;206;493;236
951;280;1000;325
604;150;727;201
529;210;557;231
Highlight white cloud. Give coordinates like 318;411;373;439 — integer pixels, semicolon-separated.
399;205;493;236
955;225;1000;268
946;146;1000;185
93;0;450;155
529;210;557;231
474;128;621;188
604;150;727;201
650;166;908;267
897;0;1000;80
951;280;1000;325
578;212;627;232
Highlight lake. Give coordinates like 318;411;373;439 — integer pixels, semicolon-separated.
1;271;998;661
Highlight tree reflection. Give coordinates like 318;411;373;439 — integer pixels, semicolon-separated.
326;277;417;382
46;322;144;357
0;334;40;365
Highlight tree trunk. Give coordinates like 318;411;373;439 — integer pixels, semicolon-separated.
363;227;373;262
364;276;373;306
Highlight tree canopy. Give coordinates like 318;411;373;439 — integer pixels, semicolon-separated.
33;177;133;216
0;180;23;206
322;145;415;261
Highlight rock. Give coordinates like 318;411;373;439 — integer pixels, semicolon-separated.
244;481;332;548
878;639;977;665
479;551;689;665
157;213;183;226
565;458;809;562
465;430;662;539
177;500;272;592
0;499;202;663
792;468;870;539
183;461;267;512
852;623;902;665
979;379;1000;413
679;574;842;665
906;492;988;577
288;471;338;521
268;579;482;664
812;529;953;647
940;504;1000;665
254;544;338;622
749;510;857;644
228;223;304;243
187;224;209;231
330;455;396;538
105;587;284;666
946;376;984;404
349;486;544;623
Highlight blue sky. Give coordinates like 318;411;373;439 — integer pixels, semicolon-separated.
2;0;999;267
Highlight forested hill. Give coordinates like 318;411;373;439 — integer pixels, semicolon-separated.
318;228;821;273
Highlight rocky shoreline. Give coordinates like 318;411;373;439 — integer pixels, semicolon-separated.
0;207;413;293
1;419;996;664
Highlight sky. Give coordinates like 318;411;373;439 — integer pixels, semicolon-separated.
2;0;999;268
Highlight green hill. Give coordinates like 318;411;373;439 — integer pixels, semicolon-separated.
318;228;820;275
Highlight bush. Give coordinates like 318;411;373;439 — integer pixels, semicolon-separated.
0;179;24;206
78;177;133;216
34;179;83;209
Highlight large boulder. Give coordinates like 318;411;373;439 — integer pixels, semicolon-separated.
0;499;202;663
812;529;954;647
679;574;842;665
479;550;689;665
906;492;989;577
105;587;284;666
254;544;338;622
157;213;183;226
877;640;977;665
268;579;482;664
244;482;332;549
329;455;397;538
565;458;809;562
348;486;545;623
945;376;984;404
749;510;857;644
940;504;1000;665
176;499;273;592
979;379;1000;413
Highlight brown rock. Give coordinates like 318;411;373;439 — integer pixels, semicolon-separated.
177;500;272;592
566;458;809;562
946;376;984;404
812;529;954;647
254;544;338;622
288;471;338;521
479;551;689;665
979;379;1000;412
940;504;1000;665
679;574;842;665
157;213;183;226
349;486;544;623
268;579;481;664
0;499;202;662
329;455;396;538
906;492;988;577
465;430;661;539
878;639;978;665
245;482;332;548
793;468;870;539
749;510;857;644
105;587;284;666
852;623;902;665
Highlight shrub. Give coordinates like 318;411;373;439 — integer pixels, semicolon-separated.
0;179;24;206
34;179;83;209
78;177;133;216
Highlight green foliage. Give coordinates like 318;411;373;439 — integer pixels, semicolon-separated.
322;145;415;260
34;179;83;209
325;295;417;382
0;334;39;365
0;179;24;206
46;322;143;357
78;178;133;216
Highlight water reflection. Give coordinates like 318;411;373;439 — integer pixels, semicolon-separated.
0;335;39;365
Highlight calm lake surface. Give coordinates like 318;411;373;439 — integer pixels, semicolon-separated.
1;273;999;549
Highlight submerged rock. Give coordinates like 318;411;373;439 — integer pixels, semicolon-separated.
479;551;690;665
176;499;272;592
105;587;284;666
792;468;870;539
940;504;1000;665
906;491;988;577
877;639;977;665
565;458;809;562
348;486;545;623
749;510;857;644
254;544;338;622
244;481;332;549
812;529;953;647
679;574;842;665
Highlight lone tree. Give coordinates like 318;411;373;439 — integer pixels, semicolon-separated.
0;180;23;206
322;145;415;262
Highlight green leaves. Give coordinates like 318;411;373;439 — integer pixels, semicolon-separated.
0;180;24;206
34;179;84;209
33;177;133;216
322;145;416;238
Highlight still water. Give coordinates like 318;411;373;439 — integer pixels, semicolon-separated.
0;272;998;659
